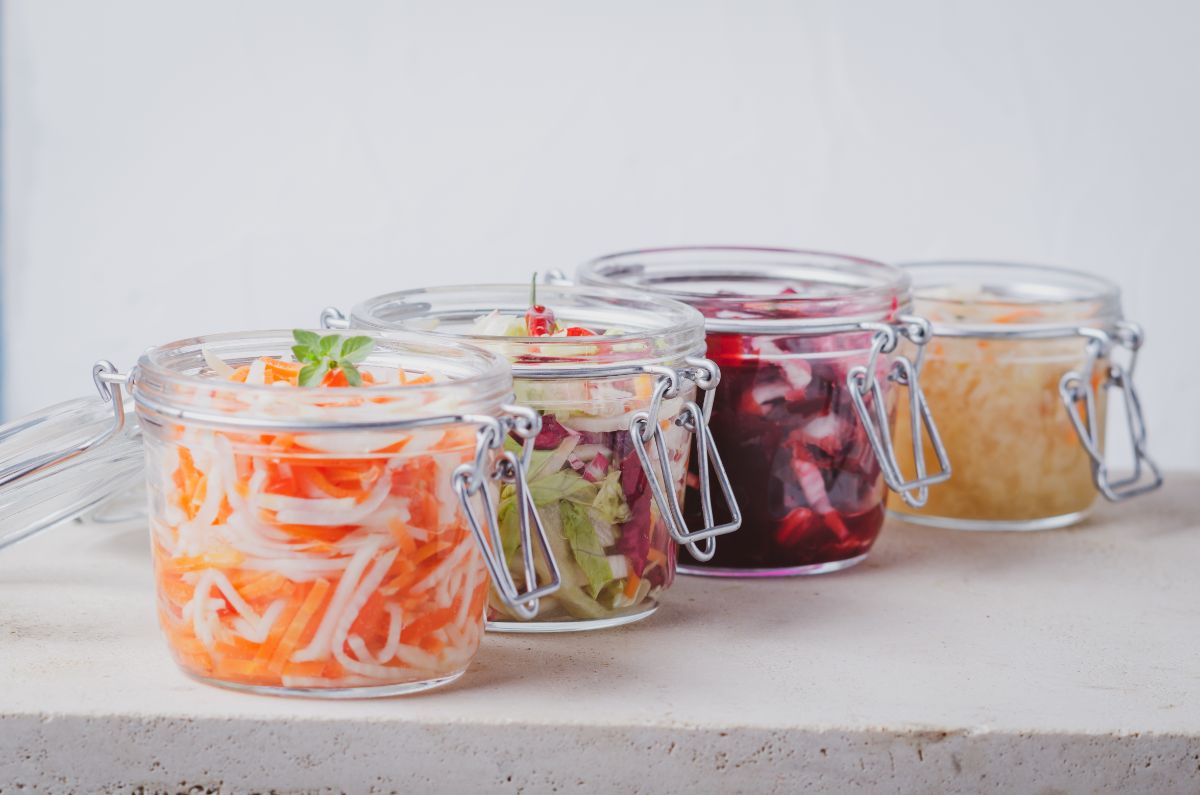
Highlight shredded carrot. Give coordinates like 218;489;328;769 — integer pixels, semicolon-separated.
623;573;642;600
991;307;1043;324
400;606;457;644
389;518;419;556
149;341;487;692
267;578;331;675
293;464;359;499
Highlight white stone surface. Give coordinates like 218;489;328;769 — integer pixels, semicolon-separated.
2;477;1199;793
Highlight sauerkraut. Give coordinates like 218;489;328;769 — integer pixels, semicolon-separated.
889;334;1104;526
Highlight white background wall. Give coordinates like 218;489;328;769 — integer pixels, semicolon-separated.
3;0;1197;469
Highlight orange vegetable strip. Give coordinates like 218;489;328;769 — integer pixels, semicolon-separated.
992;307;1043;324
400;606;456;644
251;585;308;668
388;518;418;557
268;578;331;675
240;572;291;601
280;660;328;678
293;465;359;499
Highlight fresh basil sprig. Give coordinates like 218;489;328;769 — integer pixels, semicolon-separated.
291;330;374;386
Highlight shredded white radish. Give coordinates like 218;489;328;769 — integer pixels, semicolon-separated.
329;548;400;669
202;347;236;379
292;431;412;455
149;353;491;693
291;536;385;662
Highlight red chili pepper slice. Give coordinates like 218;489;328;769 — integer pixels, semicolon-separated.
525;273;556;336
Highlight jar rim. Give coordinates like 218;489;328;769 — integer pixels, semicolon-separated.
133;329;514;428
901;260;1123;333
349;284;707;371
577;246;911;330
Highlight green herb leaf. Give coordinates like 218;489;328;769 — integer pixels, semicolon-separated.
319;334;341;358
339;336;374;364
292;345;317;363
291;329;375;387
293;329;321;350
559;500;614;598
298;361;329;387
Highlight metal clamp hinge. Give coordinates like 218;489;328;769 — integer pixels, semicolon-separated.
1058;322;1163;502
453;408;560;619
629;359;741;563
847;318;951;508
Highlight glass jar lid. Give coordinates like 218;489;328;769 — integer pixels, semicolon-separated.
133;329;514;430
348;284;707;372
577;246;912;332
902;261;1123;338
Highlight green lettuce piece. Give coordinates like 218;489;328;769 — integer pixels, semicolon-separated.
528;468;598;506
496;484;521;565
591;469;631;525
559;500;614;598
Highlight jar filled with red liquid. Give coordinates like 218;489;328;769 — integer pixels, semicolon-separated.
579;247;951;576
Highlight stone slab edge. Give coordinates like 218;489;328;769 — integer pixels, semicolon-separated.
2;714;1197;794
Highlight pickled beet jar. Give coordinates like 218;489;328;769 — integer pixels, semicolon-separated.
579;247;950;576
323;285;741;631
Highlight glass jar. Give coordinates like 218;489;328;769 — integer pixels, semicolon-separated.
323;284;740;631
578;246;950;576
886;261;1162;530
0;330;557;697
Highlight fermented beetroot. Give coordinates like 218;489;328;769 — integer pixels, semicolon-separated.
683;330;890;572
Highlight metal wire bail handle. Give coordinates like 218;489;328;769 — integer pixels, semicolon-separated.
320;306;351;330
452;410;560;620
629;361;741;563
0;361;129;490
1058;322;1163;502
847;321;952;509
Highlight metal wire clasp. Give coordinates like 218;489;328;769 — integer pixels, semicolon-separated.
847;317;951;508
452;407;560;620
320;307;351;330
628;359;741;563
0;361;129;489
1058;322;1162;501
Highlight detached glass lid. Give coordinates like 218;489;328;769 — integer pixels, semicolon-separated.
0;390;142;550
342;283;708;370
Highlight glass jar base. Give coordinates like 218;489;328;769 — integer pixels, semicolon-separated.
887;508;1091;532
678;553;870;578
181;668;468;699
487;603;657;633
